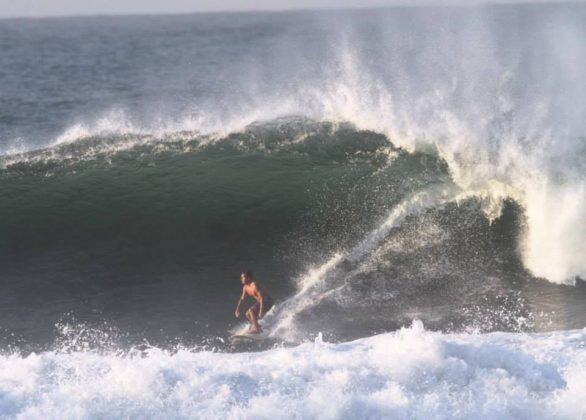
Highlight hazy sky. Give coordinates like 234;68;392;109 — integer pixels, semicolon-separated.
0;0;576;18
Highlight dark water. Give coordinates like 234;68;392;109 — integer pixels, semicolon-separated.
1;5;585;353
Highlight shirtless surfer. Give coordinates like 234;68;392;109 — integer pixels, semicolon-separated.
234;270;274;333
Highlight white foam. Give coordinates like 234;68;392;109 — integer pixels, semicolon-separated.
1;322;584;419
522;181;586;283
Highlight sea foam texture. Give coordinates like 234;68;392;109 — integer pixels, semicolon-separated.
1;321;585;419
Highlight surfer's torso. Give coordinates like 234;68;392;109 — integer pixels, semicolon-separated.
243;281;272;304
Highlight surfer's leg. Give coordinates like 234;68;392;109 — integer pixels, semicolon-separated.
246;303;262;333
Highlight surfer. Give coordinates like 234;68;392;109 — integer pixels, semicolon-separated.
234;270;274;333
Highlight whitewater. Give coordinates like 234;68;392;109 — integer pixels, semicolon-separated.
0;322;584;419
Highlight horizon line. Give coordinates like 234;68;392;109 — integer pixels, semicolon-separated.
0;0;579;21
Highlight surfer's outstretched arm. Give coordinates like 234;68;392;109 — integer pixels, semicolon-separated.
235;288;246;317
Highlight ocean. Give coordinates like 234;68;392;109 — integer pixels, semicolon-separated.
0;4;585;418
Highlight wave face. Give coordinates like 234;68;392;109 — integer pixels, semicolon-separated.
1;323;585;419
1;118;585;351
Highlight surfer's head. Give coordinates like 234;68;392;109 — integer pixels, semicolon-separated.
240;270;253;285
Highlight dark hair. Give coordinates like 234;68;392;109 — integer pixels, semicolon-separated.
241;270;253;279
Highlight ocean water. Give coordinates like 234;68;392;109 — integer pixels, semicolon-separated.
0;4;585;418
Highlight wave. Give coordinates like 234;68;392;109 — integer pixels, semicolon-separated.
3;5;586;286
1;10;585;419
4;87;586;288
1;322;585;419
0;119;410;258
2;117;585;350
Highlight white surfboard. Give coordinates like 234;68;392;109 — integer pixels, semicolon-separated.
230;331;268;341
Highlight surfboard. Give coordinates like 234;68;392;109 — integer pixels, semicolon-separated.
230;332;267;342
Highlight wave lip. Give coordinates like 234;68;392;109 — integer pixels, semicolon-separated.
1;322;584;419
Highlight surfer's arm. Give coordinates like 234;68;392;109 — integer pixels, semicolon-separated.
235;289;246;317
259;296;265;319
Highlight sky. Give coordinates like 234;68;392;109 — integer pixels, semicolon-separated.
0;0;577;18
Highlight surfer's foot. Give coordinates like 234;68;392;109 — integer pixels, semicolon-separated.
248;326;262;334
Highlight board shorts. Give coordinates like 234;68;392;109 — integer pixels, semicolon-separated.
251;297;274;316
